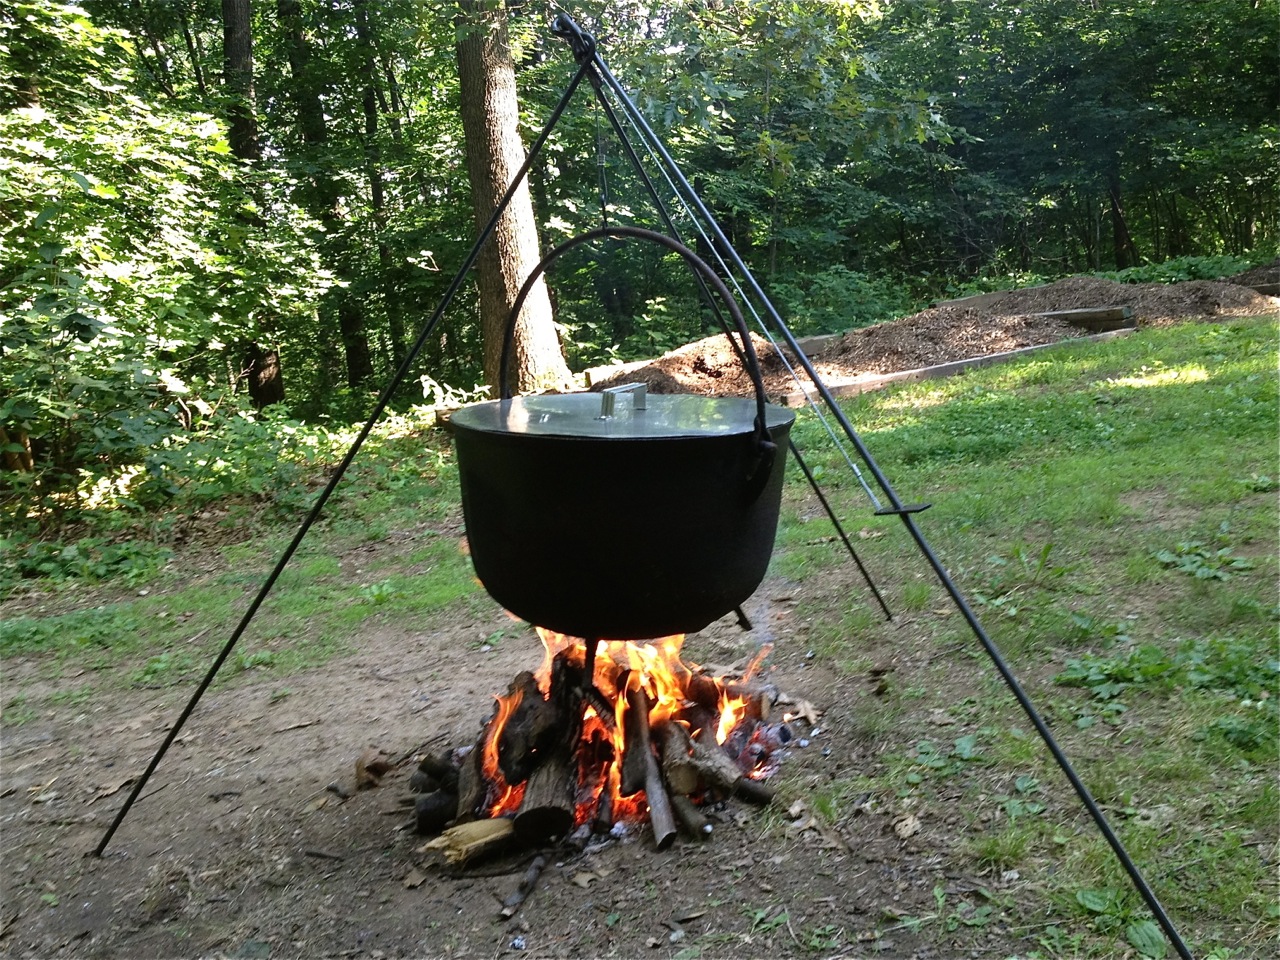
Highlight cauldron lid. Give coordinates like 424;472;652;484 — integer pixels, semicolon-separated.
451;393;794;440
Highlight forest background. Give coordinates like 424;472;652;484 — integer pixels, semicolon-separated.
1;0;1277;529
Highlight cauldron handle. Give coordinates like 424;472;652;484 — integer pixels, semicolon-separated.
498;226;777;492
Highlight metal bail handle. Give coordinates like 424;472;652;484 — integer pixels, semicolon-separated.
497;226;776;473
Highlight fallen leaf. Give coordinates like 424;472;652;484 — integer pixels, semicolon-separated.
87;777;136;805
571;872;597;889
304;794;330;813
928;709;956;726
931;607;954;618
403;869;427;889
787;800;807;818
646;937;662;948
857;528;885;539
893;814;921;839
355;747;393;789
457;536;470;556
672;907;706;923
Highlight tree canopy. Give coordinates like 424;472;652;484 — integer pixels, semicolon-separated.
2;0;1276;517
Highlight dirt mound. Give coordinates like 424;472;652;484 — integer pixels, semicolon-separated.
590;331;857;402
971;276;1273;324
814;309;1084;375
1228;257;1280;288
590;275;1275;401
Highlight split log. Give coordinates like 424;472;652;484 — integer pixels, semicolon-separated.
419;818;514;866
671;795;712;838
655;722;699;796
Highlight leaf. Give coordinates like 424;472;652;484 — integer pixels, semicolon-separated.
34;205;59;229
1125;919;1168;959
1075;888;1115;914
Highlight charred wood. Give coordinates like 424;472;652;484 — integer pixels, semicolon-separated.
670;794;712;838
415;790;458;836
620;685;653;796
498;854;548;920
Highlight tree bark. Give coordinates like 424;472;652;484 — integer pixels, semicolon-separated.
276;0;374;388
455;0;571;394
221;0;260;162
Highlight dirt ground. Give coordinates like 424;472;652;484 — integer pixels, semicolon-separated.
2;272;1274;959
2;567;1026;960
592;275;1277;401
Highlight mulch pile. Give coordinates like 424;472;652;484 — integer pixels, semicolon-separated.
590;274;1276;401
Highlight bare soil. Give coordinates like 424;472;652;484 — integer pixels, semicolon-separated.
2;568;1031;960
591;275;1276;401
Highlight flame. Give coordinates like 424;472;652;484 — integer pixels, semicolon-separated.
482;686;526;816
472;627;782;830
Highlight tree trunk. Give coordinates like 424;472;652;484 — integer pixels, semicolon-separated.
1107;170;1138;270
277;0;374;389
455;0;571;394
221;0;260;162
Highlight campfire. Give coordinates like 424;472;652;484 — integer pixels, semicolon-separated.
412;628;805;867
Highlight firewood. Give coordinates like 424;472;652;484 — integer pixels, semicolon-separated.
453;736;486;823
688;734;775;805
498;854;547;920
654;722;699;796
670;794;712;838
512;749;576;846
642;748;677;851
415;790;458;836
498;671;561;784
419;818;514;866
620;686;653;796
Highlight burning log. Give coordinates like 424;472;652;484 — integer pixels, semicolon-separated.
654;721;699;796
512;655;584;845
620;683;651;796
618;686;675;848
513;747;576;845
497;671;560;784
688;733;775;805
420;818;514;866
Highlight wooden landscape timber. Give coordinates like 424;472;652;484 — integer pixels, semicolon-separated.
779;327;1137;407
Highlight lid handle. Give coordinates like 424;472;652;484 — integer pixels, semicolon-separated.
597;382;646;419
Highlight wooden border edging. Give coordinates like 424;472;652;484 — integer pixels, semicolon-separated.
779;326;1138;407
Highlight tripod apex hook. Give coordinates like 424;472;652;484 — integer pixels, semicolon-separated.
551;12;597;62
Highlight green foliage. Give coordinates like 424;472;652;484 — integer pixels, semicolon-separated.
1099;255;1256;284
0;2;330;504
0;536;170;593
1153;542;1255;581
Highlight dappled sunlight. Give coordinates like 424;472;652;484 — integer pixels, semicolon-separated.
1102;365;1210;390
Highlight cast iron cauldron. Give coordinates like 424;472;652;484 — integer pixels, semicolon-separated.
451;227;796;640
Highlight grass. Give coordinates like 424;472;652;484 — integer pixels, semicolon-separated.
781;316;1278;957
0;315;1275;958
